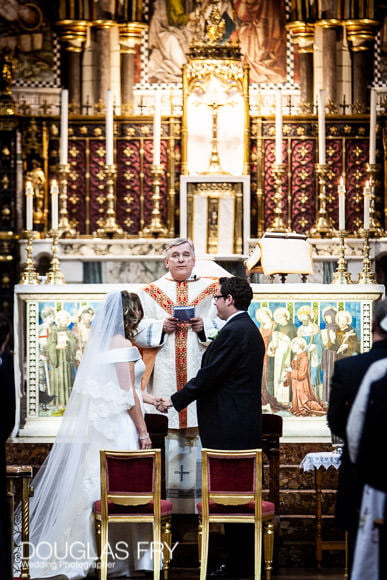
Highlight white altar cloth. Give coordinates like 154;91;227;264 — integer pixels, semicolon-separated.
300;451;341;472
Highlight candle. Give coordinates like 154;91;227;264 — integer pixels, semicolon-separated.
318;89;326;165
369;88;376;165
363;180;371;230
60;89;68;165
50;179;59;230
105;89;114;166
275;90;282;165
338;176;346;231
153;91;161;165
25;180;33;231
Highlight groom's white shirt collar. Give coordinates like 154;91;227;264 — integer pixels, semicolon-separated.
225;310;245;323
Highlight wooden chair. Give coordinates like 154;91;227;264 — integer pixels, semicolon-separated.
197;448;275;580
94;449;173;580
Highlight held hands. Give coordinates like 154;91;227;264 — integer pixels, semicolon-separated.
156;397;173;413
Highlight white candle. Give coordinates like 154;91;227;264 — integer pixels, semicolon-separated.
363;180;371;230
105;89;114;166
51;179;59;230
25;180;33;231
60;89;68;165
369;88;376;165
275;90;282;165
338;176;346;231
318;89;326;165
153;91;161;165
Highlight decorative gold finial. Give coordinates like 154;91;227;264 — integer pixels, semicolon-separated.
358;229;377;284
19;231;39;285
46;230;66;285
267;164;289;233
141;165;168;238
309;164;334;237
331;231;352;284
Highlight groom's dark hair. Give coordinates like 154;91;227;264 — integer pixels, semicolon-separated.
219;276;253;311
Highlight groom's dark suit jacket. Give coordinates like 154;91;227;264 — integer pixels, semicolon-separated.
171;311;265;450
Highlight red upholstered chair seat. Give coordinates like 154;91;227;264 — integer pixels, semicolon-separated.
198;448;275;580
94;449;172;580
94;498;173;515
197;499;275;515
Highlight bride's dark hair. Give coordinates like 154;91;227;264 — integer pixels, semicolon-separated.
121;290;144;341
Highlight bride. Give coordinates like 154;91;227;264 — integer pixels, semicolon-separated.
23;290;162;579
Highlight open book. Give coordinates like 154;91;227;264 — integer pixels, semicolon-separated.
245;233;314;276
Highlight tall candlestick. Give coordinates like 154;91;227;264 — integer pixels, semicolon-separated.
318;89;326;165
60;89;68;165
50;179;59;230
338;176;346;231
364;180;371;230
105;89;114;166
153;91;161;165
275;90;283;165
369;88;376;165
25;180;33;231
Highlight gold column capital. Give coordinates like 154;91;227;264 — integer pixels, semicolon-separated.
56;20;90;53
286;21;315;53
345;19;380;52
119;22;148;54
93;19;117;31
315;18;342;29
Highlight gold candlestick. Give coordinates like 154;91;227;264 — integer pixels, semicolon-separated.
331;231;352;284
46;230;66;285
309;164;334;237
142;164;168;237
357;229;376;284
267;163;289;232
365;162;383;237
19;231;39;285
58;163;77;238
95;164;124;238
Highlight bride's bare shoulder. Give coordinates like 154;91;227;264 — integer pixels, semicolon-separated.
110;334;132;348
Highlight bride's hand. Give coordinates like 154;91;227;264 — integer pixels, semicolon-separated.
156;397;172;413
139;432;152;449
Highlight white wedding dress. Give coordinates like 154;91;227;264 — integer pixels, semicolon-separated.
28;346;153;579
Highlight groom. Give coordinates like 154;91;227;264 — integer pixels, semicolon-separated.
161;275;264;450
160;276;264;577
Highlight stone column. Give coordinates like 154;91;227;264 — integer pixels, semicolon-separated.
93;21;116;107
119;23;147;112
346;20;379;109
56;21;89;113
287;22;315;110
317;20;341;106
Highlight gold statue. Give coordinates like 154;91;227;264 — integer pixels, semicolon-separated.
27;159;46;223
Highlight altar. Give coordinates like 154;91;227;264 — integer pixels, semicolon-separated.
13;281;384;441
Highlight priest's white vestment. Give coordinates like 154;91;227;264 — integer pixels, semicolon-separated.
136;274;222;429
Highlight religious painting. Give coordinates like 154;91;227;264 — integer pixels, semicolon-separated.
146;0;287;84
0;0;57;86
16;285;143;437
249;285;384;440
27;298;100;419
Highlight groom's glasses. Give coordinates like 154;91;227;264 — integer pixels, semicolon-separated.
213;295;225;302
